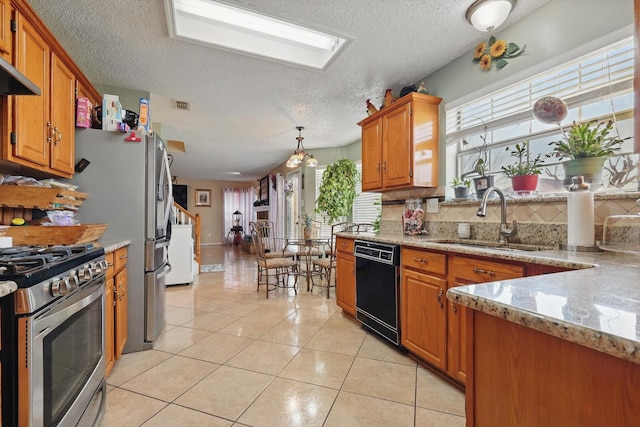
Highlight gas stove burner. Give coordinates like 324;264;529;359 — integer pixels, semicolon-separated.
0;255;53;275
0;246;45;258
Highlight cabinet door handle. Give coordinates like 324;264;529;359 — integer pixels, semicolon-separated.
55;130;62;145
472;268;495;276
47;122;52;143
119;254;127;260
437;288;443;308
376;162;380;173
413;257;428;264
382;161;387;173
451;301;457;313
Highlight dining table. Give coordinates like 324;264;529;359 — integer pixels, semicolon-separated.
278;238;330;292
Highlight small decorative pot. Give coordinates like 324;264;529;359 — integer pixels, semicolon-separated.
562;157;606;191
511;174;539;194
454;186;469;199
473;175;494;199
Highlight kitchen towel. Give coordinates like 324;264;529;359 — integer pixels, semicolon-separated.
567;191;595;247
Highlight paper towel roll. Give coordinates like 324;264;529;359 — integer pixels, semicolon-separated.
567;191;594;247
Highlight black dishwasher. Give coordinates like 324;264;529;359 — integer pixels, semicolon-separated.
354;240;401;345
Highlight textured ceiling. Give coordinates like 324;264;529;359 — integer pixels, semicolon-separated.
27;0;550;182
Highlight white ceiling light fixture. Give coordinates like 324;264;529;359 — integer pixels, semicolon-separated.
165;0;348;70
286;127;317;168
466;0;516;32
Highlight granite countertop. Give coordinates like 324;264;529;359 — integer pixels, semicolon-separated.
338;231;640;364
96;240;131;253
0;281;17;298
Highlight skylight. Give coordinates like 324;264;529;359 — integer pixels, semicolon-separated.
165;0;348;70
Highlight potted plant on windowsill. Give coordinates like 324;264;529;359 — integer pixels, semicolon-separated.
549;119;628;191
451;177;471;199
501;141;544;194
461;134;493;199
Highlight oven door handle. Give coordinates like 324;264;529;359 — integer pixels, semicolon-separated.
33;279;103;338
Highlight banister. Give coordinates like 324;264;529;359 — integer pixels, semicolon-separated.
173;202;201;272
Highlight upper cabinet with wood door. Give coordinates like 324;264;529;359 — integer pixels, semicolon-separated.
0;0;100;178
358;93;442;192
0;0;11;59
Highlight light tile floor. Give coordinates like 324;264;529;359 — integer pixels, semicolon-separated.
101;246;465;426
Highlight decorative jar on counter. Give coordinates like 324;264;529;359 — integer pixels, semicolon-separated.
403;199;424;235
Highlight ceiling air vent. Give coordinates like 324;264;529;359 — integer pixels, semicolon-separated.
171;99;190;111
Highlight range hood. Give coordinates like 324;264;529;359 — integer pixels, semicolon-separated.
0;55;41;95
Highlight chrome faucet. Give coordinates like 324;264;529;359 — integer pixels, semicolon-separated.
476;187;517;244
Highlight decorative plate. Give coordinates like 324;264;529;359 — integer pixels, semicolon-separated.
532;96;568;124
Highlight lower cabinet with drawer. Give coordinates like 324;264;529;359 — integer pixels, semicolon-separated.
399;247;525;385
401;247;448;369
105;246;128;377
446;254;524;383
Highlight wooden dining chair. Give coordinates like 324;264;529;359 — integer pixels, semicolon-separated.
251;229;299;298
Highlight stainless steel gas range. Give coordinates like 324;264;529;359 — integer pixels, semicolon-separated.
0;244;107;427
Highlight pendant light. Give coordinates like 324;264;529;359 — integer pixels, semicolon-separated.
286;126;317;168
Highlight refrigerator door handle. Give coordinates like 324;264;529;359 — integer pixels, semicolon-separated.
158;263;172;278
161;147;173;234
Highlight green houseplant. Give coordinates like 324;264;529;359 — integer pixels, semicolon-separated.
450;177;471;199
501;141;544;193
461;130;493;199
315;158;358;224
549;119;629;190
302;212;313;238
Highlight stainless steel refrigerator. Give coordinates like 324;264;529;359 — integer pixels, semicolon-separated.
70;128;173;352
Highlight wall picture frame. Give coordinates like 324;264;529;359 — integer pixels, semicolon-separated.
259;175;270;205
195;189;211;207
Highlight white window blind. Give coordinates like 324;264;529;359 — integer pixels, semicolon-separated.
447;37;636;192
353;162;381;225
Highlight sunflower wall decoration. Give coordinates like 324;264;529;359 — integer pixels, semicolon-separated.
473;36;526;71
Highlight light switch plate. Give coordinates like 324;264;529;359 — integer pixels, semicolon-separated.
426;198;439;213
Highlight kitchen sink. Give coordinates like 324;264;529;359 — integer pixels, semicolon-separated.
430;239;555;252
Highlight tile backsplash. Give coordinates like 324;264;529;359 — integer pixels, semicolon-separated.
379;188;640;246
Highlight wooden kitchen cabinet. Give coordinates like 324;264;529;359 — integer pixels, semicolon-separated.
400;247;447;369
335;236;356;318
0;0;10;59
105;246;128;377
12;12;75;176
0;0;100;178
358;92;442;192
468;310;640;427
447;255;524;384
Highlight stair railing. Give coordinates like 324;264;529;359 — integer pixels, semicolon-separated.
172;202;201;272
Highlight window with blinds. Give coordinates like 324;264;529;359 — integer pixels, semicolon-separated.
447;37;636;193
314;162;381;237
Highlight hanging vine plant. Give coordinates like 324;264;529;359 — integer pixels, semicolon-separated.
315;158;359;224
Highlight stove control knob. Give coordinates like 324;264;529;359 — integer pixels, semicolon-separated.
90;262;102;275
67;274;79;291
78;266;93;281
99;260;109;272
51;278;70;296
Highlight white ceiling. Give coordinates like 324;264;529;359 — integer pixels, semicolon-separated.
27;0;551;182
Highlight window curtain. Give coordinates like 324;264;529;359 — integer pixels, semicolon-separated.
222;187;255;237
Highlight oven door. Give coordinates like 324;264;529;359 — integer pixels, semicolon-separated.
19;278;106;427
